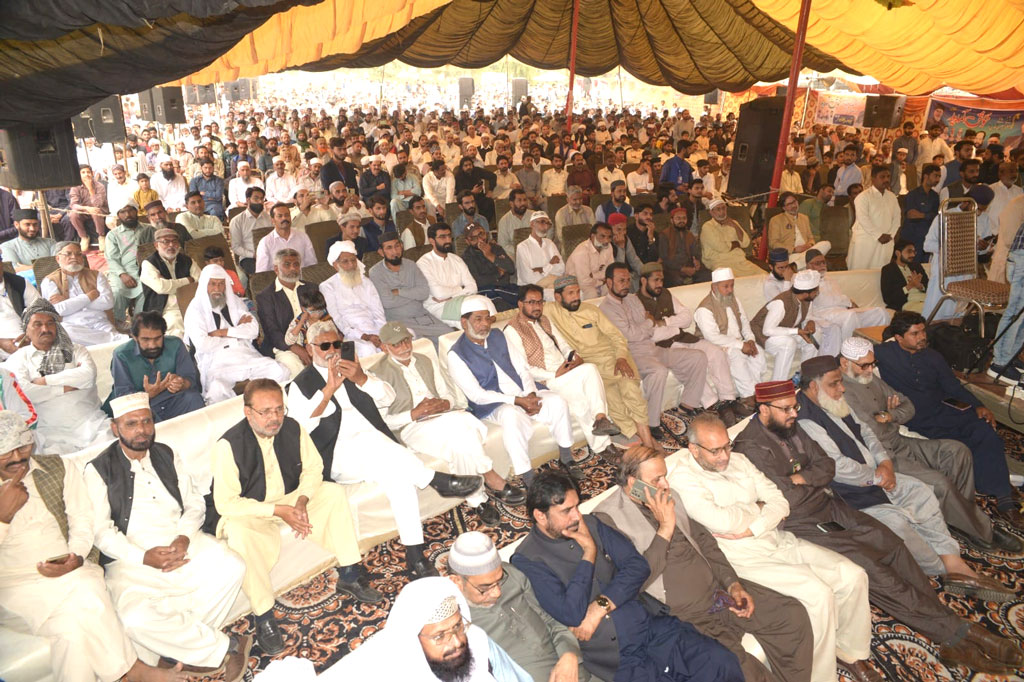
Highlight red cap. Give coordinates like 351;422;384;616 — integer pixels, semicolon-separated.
754;381;795;403
607;213;628;226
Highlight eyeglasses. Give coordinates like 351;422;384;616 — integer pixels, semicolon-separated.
467;569;508;596
852;360;877;370
316;340;343;351
249;405;287;418
693;440;733;458
420;619;470;646
766;402;800;414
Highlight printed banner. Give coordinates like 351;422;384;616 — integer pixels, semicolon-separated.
813;92;865;128
926;96;1024;147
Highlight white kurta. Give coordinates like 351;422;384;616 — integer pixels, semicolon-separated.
416;250;478;324
0;460;138;682
515;236;565;292
810;275;890;340
0;279;39;358
175;211;224;239
693;300;766;398
761;274;792;303
989;187;1024;283
139;257;203;338
759;299;841;381
41;274;127;347
846;186;901;270
320;273;388;357
670;452;872;679
3;343;110;454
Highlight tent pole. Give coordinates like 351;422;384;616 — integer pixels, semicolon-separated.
758;0;812;260
565;0;581;128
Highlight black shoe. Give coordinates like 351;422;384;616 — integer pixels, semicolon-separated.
592;416;622;436
489;484;526;506
430;473;484;498
408;553;439;578
560;460;585;483
598;444;624;462
336;572;384;603
254;615;285;656
987;363;1022;386
650;426;666;440
992;526;1024;552
476;501;502;525
677;404;701;417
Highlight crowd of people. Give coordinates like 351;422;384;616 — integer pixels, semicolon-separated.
2;90;1024;682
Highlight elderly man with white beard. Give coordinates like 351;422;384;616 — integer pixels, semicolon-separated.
320;240;387;358
795;355;1016;600
40;240;127;346
369;321;525;526
183;264;290;404
139;228;201;338
839;337;1020;554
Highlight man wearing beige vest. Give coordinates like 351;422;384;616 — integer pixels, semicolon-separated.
369;320;524;527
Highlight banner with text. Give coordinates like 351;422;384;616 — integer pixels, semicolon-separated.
813;92;865;128
926;97;1024;147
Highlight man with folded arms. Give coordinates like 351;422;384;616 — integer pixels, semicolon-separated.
320;240;387;358
84;393;250;679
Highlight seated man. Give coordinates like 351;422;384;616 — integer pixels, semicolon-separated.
462;223;519;311
762;248;794;301
416;223;480;326
637;262;746;423
105;202;155;324
287;321;482;577
505;282;622;459
446;531;589;681
700;199;762;277
110;311;204;422
183;264;290;404
140;228;201;338
496;188;533;255
254;204;317;273
0;245;39;361
0;410;186;682
175;191;223;239
447;296;581;484
805;249;889;341
255;248;316;378
879;239;928;314
674;414;879;682
370;321;525;525
876;311;1024;528
83;393;250;675
369;230;456;339
0;207;58;272
750;269;840;381
143;200;191;249
515;211;564;294
41;240;126;346
596;444;817;682
565;222;615;300
841;337;1019;552
325;210;370;260
208;379;382;656
203;246;244;297
511;472;745;682
767;192;828;261
658;205;710;287
734;380;1023;673
600;262;708;418
320;240;386;358
797;355;1010;594
4;300;110;454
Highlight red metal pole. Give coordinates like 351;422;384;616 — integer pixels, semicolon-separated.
565;0;581;129
758;0;812;260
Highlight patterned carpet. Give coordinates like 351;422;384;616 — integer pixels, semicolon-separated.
216;411;1024;681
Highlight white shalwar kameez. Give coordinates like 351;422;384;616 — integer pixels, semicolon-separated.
40;273;127;347
670;452;872;682
810;275;890;340
287;368;436;546
759;299;842;381
416;250;478;325
0;278;39;361
0;460;139;682
693;298;767;398
84;448;245;667
846;185;901;270
320;272;388;358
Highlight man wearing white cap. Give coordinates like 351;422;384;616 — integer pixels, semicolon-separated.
749;269;841;381
227;160;264;208
263;156;297;204
447;295;580;485
700;199;763;277
183;263;290;404
804;249;890;341
447;531;589;681
515;211;564;295
83;393;251;677
320;240;387;358
150;154;187;211
289;186;334;234
694;267;767;410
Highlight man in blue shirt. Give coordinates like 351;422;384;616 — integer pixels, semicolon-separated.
829;146;862;196
188;159;226;219
943;140;975;189
595;181;634;223
899;163;941;262
660;140;694;192
451;190;490;238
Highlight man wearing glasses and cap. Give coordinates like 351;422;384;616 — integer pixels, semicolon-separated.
1;208;59;273
515;211;564;297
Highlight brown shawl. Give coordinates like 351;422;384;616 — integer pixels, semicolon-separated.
45;267;118;327
696;290;744;337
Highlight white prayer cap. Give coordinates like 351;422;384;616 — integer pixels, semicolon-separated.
841;337;873;361
0;411;33;454
236;160;251;169
708;198;726;210
338;211;363;225
110;392;151;419
461;295;496;317
529;210;551;223
289;184;306;199
308;157;323;166
711;267;734;283
448;531;501;576
156;153;172;164
897;148;909;154
328;240;357;264
272;155;283;164
792;269;821;291
426;596;460;624
328;181;345;191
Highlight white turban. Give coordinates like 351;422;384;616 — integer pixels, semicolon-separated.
183;264;250;348
841;337;873;361
328;240;358;265
711;267;734;283
460;295;496;317
792;269;821;291
328;181;345;191
708;198;726;210
156;153;172;165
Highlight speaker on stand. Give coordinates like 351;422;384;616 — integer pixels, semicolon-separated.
459;78;475;109
0;120;82;190
71;95;126;144
728;96;786;199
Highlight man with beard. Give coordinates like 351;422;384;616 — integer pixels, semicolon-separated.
762;248;794;301
329;577;531;681
1;207;59;272
103;202;154;328
657;205;709;287
228;187;271;275
594;180;634;224
840;337;1019;553
140;228;201;337
515;212;564;296
41;241;126;346
320;240;387;357
553;185;595;231
83;393;250;677
451;191;489;240
150;155;187;212
110;311;203;422
767;192;828;264
320;137;359;193
363;194;396;252
183;264;290;404
176;191;224;240
358;156;391;206
0;213;40;360
287;321;483;577
188;158;226;219
454;156;496;224
700;199;762;277
566;222;615;299
400;195;432;249
795;356;1010;594
496;188;531;254
567;152;599;204
601;262;708;419
879;239;928;313
227;160;264;208
144;199;191;247
254;204;316;273
105;164;139;232
804;249;890;342
511;472;745;682
254;248;318;378
369;231;454;339
733;380;1024;674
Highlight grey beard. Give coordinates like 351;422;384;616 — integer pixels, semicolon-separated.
278;273;299;284
818;391;852;419
466;326;489;342
208;293;226;308
63;263;84;273
713;291;735;306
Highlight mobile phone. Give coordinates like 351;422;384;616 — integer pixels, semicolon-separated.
340;340;356;362
707;589;739;614
45;553;70;564
566;350;576;363
942;398;972;411
628;478;659;504
815;521;845;534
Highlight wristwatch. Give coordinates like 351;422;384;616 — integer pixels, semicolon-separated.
595;595;612;613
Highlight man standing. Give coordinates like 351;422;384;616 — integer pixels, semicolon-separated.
416;224;480;327
175;191;223;239
41;241;125;346
831;146;862;197
515;211;564;292
209;379;382;655
566;222;615;299
254;204;316;273
105;203;155;324
369;231;454;339
320;137;358;193
1;208;58;271
847;167;901;270
84;393;250;676
700;200;762;277
140;228;201;338
320;240;388;357
254;248;315;378
986;162;1024;281
805;248;890;340
287;322;482;577
659;140;695;192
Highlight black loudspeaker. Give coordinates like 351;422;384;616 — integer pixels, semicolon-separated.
150;87;186;124
137;89;155;121
184;85;217;106
729;96;786;198
0;120;81;190
225;80;254;103
459;77;474;109
71;95;126;144
511;78;528;103
863;94;907;129
704;89;721;106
